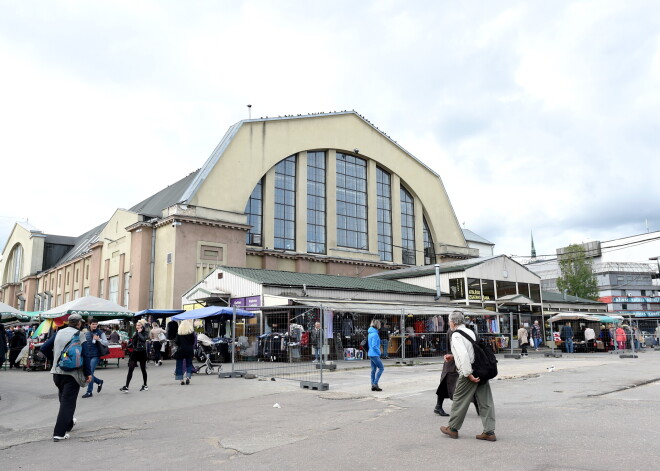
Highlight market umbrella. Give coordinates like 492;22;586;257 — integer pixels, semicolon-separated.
31;318;53;338
41;295;133;319
0;301;30;322
172;305;254;320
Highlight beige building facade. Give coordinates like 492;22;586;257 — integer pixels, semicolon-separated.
1;111;476;311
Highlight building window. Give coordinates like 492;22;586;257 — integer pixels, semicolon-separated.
99;279;105;298
274;155;296;250
75;269;79;283
423;217;435;265
73;290;79;300
449;278;465;300
84;287;90;297
336;152;368;249
123;272;130;307
376;167;392;261
307;151;326;254
85;264;89;280
245;178;263;246
5;244;23;283
66;272;70;286
400;187;416;265
109;276;119;304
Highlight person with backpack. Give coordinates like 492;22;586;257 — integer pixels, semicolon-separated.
40;313;92;442
440;311;496;442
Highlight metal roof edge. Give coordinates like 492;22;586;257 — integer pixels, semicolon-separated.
179;121;244;204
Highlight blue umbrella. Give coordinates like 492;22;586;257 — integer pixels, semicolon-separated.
172;306;254;320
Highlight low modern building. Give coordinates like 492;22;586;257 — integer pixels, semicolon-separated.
1;111;477;312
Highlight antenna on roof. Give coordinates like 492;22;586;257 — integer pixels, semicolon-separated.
247;104;252;119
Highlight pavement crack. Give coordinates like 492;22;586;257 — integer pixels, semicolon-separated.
587;377;660;397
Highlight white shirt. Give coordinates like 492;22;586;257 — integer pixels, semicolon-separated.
584;328;596;341
450;325;475;377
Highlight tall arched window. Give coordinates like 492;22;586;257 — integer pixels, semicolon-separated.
4;244;23;283
400;187;416;265
274;155;296;250
307;151;326;254
336;153;368;249
245;178;263;246
376;167;392;261
423;217;436;265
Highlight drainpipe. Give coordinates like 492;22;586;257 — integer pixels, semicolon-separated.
434;264;441;300
148;221;157;309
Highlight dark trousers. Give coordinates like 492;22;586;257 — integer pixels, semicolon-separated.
153;341;162;362
126;350;148;387
53;374;80;437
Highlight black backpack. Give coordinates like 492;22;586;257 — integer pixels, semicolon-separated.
454;330;498;383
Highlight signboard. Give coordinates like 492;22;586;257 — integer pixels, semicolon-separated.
605;297;660;303
612;311;660;317
230;296;261;308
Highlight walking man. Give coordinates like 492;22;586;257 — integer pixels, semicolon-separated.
40;313;92;442
440;311;496;442
82;318;106;398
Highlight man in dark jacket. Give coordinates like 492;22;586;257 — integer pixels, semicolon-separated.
9;327;27;368
0;323;8;367
81;318;107;398
560;322;574;353
41;313;92;442
378;322;390;359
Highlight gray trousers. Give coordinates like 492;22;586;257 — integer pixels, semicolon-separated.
448;375;496;433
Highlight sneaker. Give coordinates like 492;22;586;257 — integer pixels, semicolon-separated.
97;380;104;393
81;392;93;398
67;418;77;432
119;386;129;393
476;432;497;442
371;385;382;391
158;360;162;366
140;385;148;391
180;381;185;385
53;433;70;442
185;378;190;385
440;425;459;439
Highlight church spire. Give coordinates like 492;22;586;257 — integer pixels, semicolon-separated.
531;231;537;259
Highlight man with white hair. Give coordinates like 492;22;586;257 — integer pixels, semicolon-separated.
440;310;496;442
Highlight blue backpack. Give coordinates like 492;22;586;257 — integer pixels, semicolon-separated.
57;332;83;371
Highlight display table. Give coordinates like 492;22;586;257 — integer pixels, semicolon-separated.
100;345;125;367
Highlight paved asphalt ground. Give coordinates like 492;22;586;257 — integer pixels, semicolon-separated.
1;350;659;471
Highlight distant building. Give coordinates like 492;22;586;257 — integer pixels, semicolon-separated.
462;228;494;257
524;231;660;324
0;111;477;311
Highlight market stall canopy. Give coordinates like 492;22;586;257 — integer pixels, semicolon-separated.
134;309;185;318
291;299;496;316
0;301;30;322
594;315;624;323
172;306;254;321
41;296;133;319
548;312;601;323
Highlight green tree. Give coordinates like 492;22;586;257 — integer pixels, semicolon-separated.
556;243;600;300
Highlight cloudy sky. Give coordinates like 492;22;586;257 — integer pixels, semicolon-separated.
1;0;658;262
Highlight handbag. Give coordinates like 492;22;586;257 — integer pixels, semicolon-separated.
158;332;167;342
97;341;110;357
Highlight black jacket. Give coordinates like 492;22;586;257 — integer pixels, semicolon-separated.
174;333;195;359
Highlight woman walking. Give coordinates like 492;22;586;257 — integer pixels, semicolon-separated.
149;321;166;366
120;319;149;393
367;319;384;391
517;325;529;356
174;319;195;385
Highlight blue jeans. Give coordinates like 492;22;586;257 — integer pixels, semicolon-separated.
370;356;384;386
565;338;574;353
86;356;102;394
381;340;389;358
175;356;194;380
533;337;541;349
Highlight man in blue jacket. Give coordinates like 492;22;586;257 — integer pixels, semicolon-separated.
368;319;384;391
41;313;92;442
